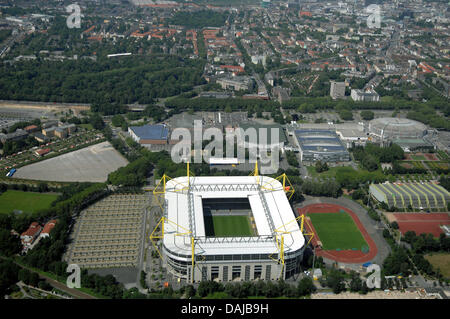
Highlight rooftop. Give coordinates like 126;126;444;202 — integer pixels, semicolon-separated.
163;176;304;258
129;124;169;140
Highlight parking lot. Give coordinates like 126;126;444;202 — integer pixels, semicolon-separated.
12;141;128;182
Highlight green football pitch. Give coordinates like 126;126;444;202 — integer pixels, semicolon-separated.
308;212;368;251
0;190;59;214
204;215;254;237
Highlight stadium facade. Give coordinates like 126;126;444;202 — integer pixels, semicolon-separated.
369;182;450;210
154;174;306;283
294;129;350;163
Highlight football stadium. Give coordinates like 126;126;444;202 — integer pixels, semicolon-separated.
151;165;308;283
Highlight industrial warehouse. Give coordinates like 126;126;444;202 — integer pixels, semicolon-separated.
369;182;450;210
151;166;308;283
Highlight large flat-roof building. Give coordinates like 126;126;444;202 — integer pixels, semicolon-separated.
160;175;305;283
0;129;28;143
289;123;368;148
216;76;254;91
128;124;169;145
294;129;350;163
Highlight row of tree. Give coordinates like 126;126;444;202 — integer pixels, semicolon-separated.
193;278;316;299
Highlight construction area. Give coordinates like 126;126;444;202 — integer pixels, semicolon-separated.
65;194;148;269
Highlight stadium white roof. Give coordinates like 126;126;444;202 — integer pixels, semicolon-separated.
163;176;305;260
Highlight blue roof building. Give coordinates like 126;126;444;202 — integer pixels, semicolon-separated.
128;124;169;145
294;129;350;163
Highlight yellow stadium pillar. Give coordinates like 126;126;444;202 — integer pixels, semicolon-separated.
191;236;195;284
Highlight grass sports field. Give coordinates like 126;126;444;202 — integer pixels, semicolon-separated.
0;190;58;214
308;211;368;251
204;215;254;237
425;253;450;278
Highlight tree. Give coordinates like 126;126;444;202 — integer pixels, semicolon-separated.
184;285;196;298
0;260;20;296
29;272;40;287
360;110;374;121
326;269;346;294
297;277;316;296
18;268;31;284
89;114;105;130
362;155;379;171
349;274;362;292
360;281;369;294
111;115;126;128
315;160;328;173
197;281;223;297
0;229;21;256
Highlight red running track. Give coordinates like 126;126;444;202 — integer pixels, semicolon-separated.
298;203;378;264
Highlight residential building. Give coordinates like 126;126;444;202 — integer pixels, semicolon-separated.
20;222;42;247
330;81;346;99
351;89;380;102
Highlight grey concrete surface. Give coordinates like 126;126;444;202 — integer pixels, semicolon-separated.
13;141;129;182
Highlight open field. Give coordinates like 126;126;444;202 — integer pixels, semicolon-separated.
204;215;254;237
12;141;128;182
410;154;427;161
425;253;450;278
0;190;58;214
307;212;368;250
306;165;355;178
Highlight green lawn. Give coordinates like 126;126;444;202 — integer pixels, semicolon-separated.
308;212;368;251
306;166;356;179
410;154;426;161
0;190;58;214
425;253;450;279
80;123;94;130
204;215;254;237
